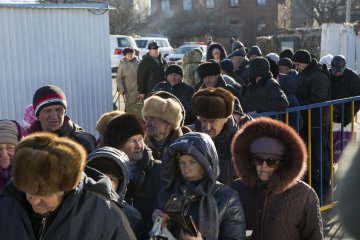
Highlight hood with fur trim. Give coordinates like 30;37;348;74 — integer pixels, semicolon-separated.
162;132;219;191
206;43;227;62
231;117;307;194
87;147;129;200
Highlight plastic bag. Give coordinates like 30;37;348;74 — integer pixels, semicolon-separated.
149;216;177;240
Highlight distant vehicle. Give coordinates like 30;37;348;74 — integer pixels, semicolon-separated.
165;42;207;65
135;37;173;58
110;35;140;73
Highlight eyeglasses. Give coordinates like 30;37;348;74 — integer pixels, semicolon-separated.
252;155;282;168
0;144;16;154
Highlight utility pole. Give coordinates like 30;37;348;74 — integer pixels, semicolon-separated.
346;0;351;22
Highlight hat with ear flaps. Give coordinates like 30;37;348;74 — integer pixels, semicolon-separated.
12;132;86;195
192;87;234;119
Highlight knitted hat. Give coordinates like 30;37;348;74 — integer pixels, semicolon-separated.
12;132;86;195
247;45;262;58
142;96;183;129
292;50;311;64
123;47;134;56
0;120;20;145
277;57;293;69
220;59;234;73
227;47;247;58
33;85;67;117
197;62;221;79
165;64;183;77
96;110;125;136
103;114;145;148
249;57;270;79
279;49;294;59
192;87;234;119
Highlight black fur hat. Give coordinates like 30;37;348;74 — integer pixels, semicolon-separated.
103;114;145;148
197;62;221;79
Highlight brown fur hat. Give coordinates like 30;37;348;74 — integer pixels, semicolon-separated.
96;110;125;136
12;132;86;195
142;95;183;129
192;87;234;119
231;117;307;194
103;113;146;148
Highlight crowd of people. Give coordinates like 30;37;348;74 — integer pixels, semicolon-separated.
1;39;360;239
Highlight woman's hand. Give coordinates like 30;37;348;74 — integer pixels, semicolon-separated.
152;209;170;228
180;229;202;240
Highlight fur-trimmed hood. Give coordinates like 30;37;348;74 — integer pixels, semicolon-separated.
231;117;307;194
206;43;227;62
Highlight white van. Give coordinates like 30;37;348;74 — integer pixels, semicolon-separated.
110;35;140;73
134;37;173;58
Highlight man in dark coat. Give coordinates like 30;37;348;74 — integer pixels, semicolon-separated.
227;47;250;87
330;55;360;126
0;132;136;239
28;85;96;153
102;113;162;230
137;41;168;98
192;87;239;185
293;49;331;199
154;64;195;124
242;57;289;113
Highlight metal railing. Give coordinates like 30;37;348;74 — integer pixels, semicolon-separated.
252;96;360;211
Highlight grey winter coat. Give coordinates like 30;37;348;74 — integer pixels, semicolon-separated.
0;170;136;240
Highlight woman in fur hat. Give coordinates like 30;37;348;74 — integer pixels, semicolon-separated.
231;117;323;240
0;120;25;189
153;132;246;240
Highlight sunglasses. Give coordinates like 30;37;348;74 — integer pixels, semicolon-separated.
252;155;282;168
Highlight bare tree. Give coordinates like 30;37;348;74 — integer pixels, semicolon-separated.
299;0;347;25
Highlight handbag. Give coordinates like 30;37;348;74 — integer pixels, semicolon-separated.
163;195;198;237
112;91;120;110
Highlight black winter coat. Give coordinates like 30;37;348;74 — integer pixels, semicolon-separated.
154;81;195;125
28;116;96;154
0;172;136;239
296;60;331;126
199;75;242;102
331;67;360;126
137;54;168;96
242;73;289;113
125;147;162;230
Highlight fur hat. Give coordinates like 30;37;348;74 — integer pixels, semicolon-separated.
12;132;86;195
0;120;20;145
220;59;234;73
197;62;221;79
165;64;183;77
192;87;234;119
123;47;134;56
249;57;271;80
231;117;307;194
33;85;67;117
103;113;145;148
292;49;311;64
142;96;183;129
96;110;125;136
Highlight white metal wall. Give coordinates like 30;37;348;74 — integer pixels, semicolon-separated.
0;4;112;136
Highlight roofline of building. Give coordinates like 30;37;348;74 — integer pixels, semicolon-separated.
0;2;114;10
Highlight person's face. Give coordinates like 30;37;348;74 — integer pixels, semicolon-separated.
148;47;160;58
199;117;227;138
293;62;308;73
252;153;282;181
125;52;134;61
203;75;219;88
249;54;258;60
105;173;120;192
0;144;15;169
230;56;243;70
144;116;172;141
167;73;183;87
212;49;221;61
120;134;144;161
38;105;65;132
178;155;205;182
26;192;64;216
278;66;290;74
